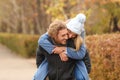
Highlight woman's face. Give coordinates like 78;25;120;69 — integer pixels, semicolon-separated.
66;19;77;39
67;29;77;39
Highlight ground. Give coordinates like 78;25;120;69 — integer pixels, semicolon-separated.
0;44;37;80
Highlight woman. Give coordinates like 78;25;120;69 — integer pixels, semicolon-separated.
33;13;89;80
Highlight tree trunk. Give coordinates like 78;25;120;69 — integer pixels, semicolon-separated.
36;0;51;34
112;16;119;32
20;0;27;34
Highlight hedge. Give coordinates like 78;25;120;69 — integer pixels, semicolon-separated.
0;33;39;58
86;33;120;80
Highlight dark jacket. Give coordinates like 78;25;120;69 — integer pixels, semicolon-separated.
83;50;91;74
36;38;76;80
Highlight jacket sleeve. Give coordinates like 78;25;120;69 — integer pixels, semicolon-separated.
66;44;86;60
81;30;91;73
36;46;45;68
83;50;91;74
66;30;86;59
38;33;54;54
38;33;86;60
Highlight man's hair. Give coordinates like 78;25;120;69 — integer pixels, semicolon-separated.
48;20;66;38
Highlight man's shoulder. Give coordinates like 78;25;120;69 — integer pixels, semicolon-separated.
40;32;49;38
38;45;49;53
38;32;50;43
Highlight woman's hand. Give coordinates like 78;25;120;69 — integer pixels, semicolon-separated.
52;46;66;54
59;52;68;61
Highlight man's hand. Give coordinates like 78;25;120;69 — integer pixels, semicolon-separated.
52;46;66;54
59;52;68;61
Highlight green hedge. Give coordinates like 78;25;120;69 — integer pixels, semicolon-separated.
0;33;39;58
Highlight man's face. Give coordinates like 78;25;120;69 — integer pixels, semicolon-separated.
67;29;77;39
55;29;68;45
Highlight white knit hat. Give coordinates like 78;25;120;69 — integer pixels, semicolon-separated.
66;13;86;35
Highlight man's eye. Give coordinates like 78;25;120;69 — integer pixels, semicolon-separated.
62;35;65;37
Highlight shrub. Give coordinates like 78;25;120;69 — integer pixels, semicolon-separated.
86;33;120;80
0;33;39;58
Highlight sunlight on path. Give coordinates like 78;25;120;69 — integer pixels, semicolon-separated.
0;44;37;80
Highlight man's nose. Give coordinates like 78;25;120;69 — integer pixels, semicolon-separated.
65;35;68;39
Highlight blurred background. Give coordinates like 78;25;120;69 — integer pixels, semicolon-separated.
0;0;120;35
0;0;120;80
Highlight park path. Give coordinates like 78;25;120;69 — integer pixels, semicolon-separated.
0;44;37;80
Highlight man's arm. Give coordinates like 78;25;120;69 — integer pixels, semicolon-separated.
36;46;45;68
38;33;86;60
83;50;91;74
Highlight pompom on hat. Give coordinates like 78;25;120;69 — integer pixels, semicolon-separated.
66;13;86;35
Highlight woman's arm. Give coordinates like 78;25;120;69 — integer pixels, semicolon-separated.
66;30;86;60
38;33;54;54
38;33;86;60
66;44;86;60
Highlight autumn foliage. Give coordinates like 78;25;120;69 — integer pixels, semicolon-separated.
86;33;120;80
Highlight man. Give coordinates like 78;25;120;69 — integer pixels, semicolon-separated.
35;20;80;80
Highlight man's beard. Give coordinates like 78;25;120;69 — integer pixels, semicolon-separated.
54;38;67;46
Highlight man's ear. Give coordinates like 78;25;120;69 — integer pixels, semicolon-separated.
54;35;57;41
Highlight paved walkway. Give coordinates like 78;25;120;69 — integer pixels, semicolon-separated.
0;44;37;80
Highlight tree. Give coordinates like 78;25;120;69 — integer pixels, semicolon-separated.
104;2;120;32
36;0;51;34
